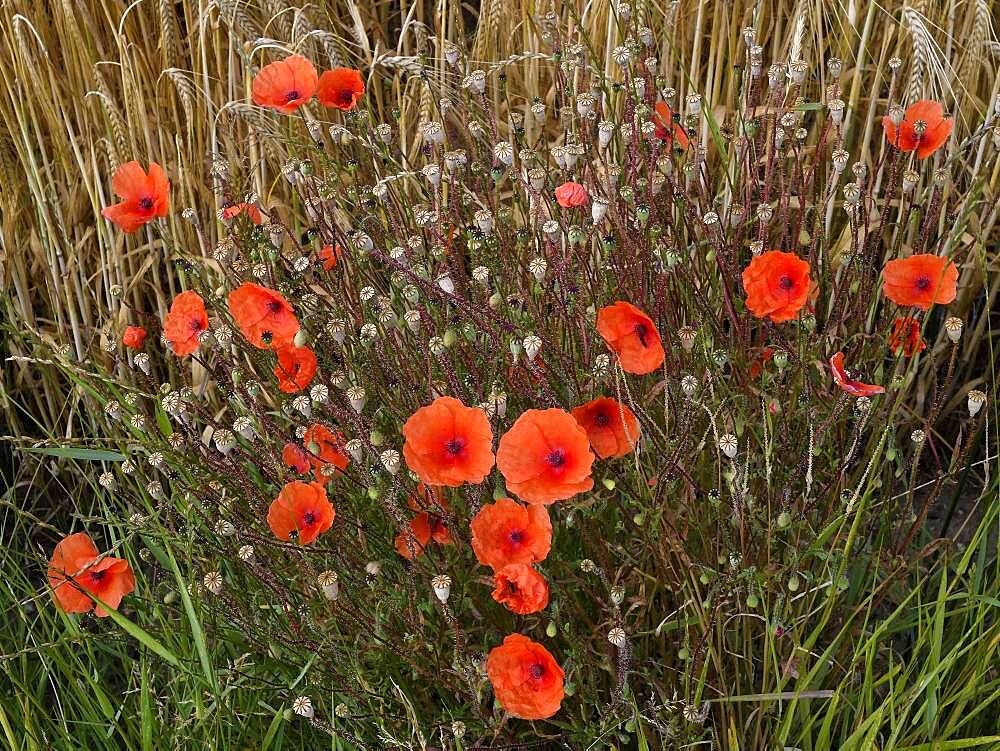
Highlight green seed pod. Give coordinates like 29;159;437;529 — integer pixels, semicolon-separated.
777;511;792;529
746;593;760;608
602;478;616;490
546;621;557;638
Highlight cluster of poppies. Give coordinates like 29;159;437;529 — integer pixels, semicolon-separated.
55;53;965;729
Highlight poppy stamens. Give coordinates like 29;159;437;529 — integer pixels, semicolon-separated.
508;530;523;544
915;276;931;290
90;570;106;582
546;449;566;468
633;323;649;347
445;438;466;456
302;511;316;526
778;274;794;290
593;411;610;427
286;89;301;102
138;196;154;211
529;663;545;679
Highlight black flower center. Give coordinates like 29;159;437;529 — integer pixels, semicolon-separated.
915;276;931;290
286;90;300;102
302;511;316;526
593;411;610;427
267;300;284;314
138;196;154;211
529;663;545;680
445;438;465;456
338;90;354;105
508;530;523;544
90;570;106;582
633;323;649;347
778;274;794;290
546;449;566;468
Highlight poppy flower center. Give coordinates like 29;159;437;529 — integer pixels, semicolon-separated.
778;274;794;290
528;663;545;680
914;276;931;290
89;569;106;582
302;511;316;526
593;411;610;427
546;449;566;468
633;323;649;347
190;318;203;332
337;89;355;105
266;300;284;314
508;529;524;545
286;90;301;102
445;438;466;457
138;196;154;211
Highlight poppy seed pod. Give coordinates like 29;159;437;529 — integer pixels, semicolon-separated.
345;439;364;463
757;203;774;224
681;374;699;397
133;352;151;375
678;327;697;351
493;141;514;166
431;574;452;603
380;449;401;475
238;544;255;563
292;696;314;719
523;334;542;361
608;627;628;647
719;434;738;459
346;386;366;413
968;390;986;417
318;570;339;600
529;257;547;282
592;197;609;223
944;317;963;343
443;41;460;66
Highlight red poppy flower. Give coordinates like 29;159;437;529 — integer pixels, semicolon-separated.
830;352;885;397
122;325;147;350
882;254;958;311
274;345;317;393
228;282;300;349
748;346;775;379
303;423;349;481
492;564;550;615
101;161;170;233
317;68;365;111
486;633;565;720
267;481;334;544
221;203;262;224
554;181;589;208
470;498;552;569
496;409;595;504
883;100;953;159
571;397;640;459
252;54;318;113
652;101;690;148
394;512;451;559
741;250;812;323
402;396;495;487
163;290;208;357
318;244;342;271
596;301;665;375
282;442;311;474
47;532;136;617
888;317;926;357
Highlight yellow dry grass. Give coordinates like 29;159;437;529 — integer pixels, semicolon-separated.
1;0;997;440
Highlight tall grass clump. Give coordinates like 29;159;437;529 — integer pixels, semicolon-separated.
2;1;999;749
